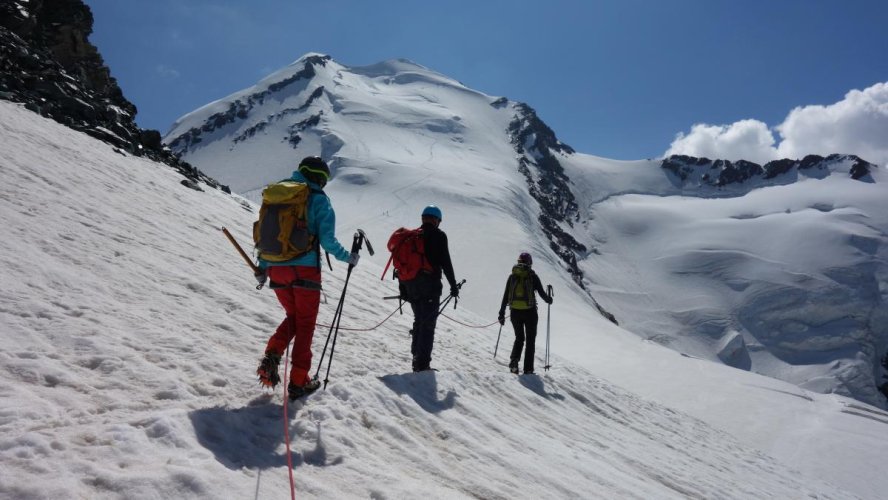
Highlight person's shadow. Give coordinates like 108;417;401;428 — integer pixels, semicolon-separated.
518;374;565;401
379;371;457;413
188;394;342;471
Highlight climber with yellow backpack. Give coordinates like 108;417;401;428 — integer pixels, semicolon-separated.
497;252;552;375
253;156;359;400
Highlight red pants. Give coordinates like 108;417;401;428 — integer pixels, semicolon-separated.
264;266;321;386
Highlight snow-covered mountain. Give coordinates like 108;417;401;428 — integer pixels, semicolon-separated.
165;53;888;409
5;97;888;500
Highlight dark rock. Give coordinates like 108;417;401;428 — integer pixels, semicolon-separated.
180;179;204;192
661;153;877;190
715;159;764;186
167;64;330;154
799;154;825;169
849;156;873;181
0;0;225;192
763;158;796;179
507;100;617;324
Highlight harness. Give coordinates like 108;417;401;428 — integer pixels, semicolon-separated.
269;278;323;291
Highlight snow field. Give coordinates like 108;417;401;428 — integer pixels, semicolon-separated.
0;100;869;498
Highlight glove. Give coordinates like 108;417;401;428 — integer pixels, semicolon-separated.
545;296;553;305
348;252;360;266
498;312;505;325
254;269;267;286
450;285;460;298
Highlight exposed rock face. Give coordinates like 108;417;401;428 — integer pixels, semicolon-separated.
508;104;583;280
507;102;617;324
0;0;227;192
167;55;331;155
661;154;876;190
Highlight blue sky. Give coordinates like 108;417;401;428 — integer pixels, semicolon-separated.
85;0;888;162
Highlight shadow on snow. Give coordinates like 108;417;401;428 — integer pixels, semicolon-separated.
378;371;457;413
188;394;342;471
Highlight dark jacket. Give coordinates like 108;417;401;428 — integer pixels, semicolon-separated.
499;266;551;314
420;222;457;290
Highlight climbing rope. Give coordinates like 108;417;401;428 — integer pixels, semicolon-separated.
315;303;504;332
439;313;505;329
315;304;401;331
281;335;296;500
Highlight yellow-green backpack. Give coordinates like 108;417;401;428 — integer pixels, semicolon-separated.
508;264;536;310
253;181;315;262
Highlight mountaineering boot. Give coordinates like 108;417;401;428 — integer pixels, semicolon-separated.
288;378;321;401
257;352;282;388
510;366;519;374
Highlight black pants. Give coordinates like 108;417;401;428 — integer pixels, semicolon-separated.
509;308;538;372
402;274;443;371
409;297;439;371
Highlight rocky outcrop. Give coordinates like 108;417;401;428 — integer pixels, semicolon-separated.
167;55;330;154
508;102;617;324
662;154;876;190
508;103;583;280
0;0;227;192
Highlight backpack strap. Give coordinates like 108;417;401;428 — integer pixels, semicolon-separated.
307;187;325;269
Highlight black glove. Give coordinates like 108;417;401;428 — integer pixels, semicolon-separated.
450;285;460;298
254;269;267;286
545;296;553;305
498;312;505;325
348;252;360;267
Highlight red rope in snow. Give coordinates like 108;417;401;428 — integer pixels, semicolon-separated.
282;332;296;500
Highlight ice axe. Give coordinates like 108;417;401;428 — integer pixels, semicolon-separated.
221;227;263;290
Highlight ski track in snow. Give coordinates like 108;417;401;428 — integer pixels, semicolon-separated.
0;100;867;498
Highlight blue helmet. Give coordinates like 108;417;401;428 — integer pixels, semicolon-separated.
421;205;442;221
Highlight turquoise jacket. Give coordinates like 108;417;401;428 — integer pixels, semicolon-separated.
257;171;351;269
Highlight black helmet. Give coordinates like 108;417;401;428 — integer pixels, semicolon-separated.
298;156;330;187
518;252;532;265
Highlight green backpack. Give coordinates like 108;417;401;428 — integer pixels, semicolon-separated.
508;264;536;310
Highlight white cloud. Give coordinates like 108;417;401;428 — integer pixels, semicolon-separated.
665;119;777;165
777;83;888;166
665;82;888;167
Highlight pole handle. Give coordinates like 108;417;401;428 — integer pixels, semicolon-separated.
221;227;258;273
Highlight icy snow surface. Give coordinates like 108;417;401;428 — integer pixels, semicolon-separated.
3;98;888;498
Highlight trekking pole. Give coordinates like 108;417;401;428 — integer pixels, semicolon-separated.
437;279;466;315
221;227;264;290
544;284;554;371
493;323;503;358
315;229;374;389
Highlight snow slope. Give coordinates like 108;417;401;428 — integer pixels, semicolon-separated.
560;153;888;406
3;97;888;498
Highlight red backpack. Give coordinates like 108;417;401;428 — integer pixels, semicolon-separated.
381;227;434;281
